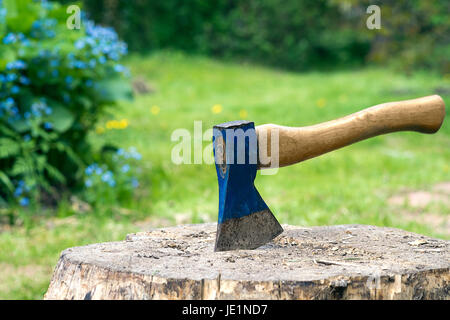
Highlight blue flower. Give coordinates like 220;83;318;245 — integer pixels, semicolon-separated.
10;106;19;116
75;39;85;50
31;100;47;117
114;64;126;73
65;76;73;85
109;52;119;61
31;18;57;39
19;76;31;85
0;8;6;21
49;59;59;67
131;178;139;189
6;60;27;70
85;179;93;188
14;186;23;197
95;170;116;187
6;73;17;82
129;147;142;160
19;197;29;207
121;164;130;173
101;171;113;182
85;163;100;176
11;86;20;94
5;97;15;108
85;166;94;176
98;56;106;64
17;33;25;41
44;122;53;130
74;60;86;69
3;33;16;44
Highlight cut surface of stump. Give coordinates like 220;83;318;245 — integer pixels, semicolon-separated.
45;223;449;300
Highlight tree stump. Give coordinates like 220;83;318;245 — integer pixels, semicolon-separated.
44;223;449;300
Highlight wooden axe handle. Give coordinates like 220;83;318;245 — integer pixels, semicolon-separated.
256;95;446;168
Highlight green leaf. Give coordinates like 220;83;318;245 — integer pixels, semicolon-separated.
0;20;5;41
0;195;7;207
11;158;33;176
8;119;30;133
0;138;20;158
54;142;83;167
44;163;66;184
0;171;14;192
4;0;41;33
36;155;46;171
76;96;93;110
46;103;75;133
0;123;18;138
0;46;17;70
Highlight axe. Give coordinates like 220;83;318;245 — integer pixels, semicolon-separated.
212;95;446;251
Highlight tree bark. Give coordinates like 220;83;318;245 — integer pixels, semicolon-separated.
45;223;449;300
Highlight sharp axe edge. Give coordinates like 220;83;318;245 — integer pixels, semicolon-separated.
214;208;283;252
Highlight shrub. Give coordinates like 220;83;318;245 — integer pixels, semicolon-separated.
82;147;142;208
355;0;450;74
0;0;134;209
69;0;370;71
69;0;448;73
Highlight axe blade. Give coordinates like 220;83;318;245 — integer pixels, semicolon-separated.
213;120;283;252
215;208;283;251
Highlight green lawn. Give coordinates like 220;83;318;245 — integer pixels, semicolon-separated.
1;51;449;299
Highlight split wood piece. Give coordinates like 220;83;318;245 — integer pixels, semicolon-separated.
45;223;449;300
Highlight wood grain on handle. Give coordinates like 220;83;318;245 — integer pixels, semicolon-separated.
256;95;446;168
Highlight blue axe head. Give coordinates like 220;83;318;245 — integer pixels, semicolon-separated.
213;120;283;251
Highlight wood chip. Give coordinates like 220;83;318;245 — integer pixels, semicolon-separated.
408;239;428;246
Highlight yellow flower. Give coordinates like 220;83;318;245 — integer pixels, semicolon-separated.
316;98;326;108
106;120;118;129
211;104;223;114
105;119;128;130
119;119;129;129
151;105;160;115
96;126;105;134
239;109;248;118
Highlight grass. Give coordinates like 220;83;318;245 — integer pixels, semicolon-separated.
1;51;449;299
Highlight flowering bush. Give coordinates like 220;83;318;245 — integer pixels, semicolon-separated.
82;148;141;207
0;0;134;208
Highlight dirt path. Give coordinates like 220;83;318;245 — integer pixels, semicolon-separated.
388;182;450;237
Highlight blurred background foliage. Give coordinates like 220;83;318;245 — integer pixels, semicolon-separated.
0;0;449;299
58;0;449;74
